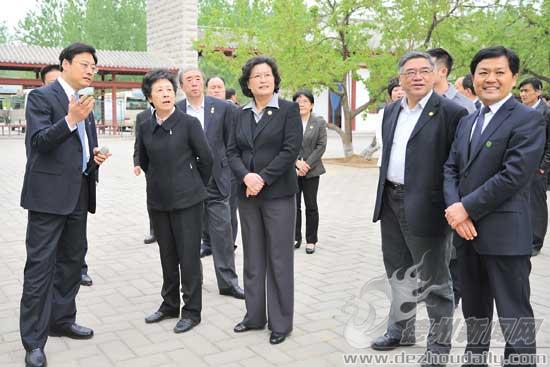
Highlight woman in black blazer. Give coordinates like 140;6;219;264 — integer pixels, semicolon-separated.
292;89;327;254
135;69;213;334
227;56;302;344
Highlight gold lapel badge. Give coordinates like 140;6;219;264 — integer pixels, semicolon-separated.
210;107;215;114
428;111;434;117
267;110;273;115
486;141;492;148
310;125;314;129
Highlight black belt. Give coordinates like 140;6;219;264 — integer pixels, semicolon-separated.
385;180;405;190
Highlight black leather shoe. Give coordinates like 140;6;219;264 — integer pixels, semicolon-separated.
25;348;46;367
219;285;245;299
145;310;179;324
294;240;301;249
49;323;94;339
269;332;287;344
173;318;199;333
80;274;93;286
144;234;156;244
370;334;415;351
200;247;212;258
305;243;316;254
233;321;264;333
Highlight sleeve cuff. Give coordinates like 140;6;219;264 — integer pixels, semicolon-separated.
65;118;77;131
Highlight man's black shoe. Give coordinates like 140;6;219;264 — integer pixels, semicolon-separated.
269;332;287;344
80;274;93;286
144;234;156;244
294;240;301;249
25;348;46;367
49;323;94;339
219;285;245;299
200;247;212;258
370;334;415;351
233;321;264;333
145;310;179;324
173;318;199;333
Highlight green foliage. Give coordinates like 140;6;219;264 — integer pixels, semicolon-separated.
16;0;146;51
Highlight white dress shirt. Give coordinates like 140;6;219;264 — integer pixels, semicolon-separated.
470;94;513;139
58;76;90;165
386;91;433;184
243;93;280;122
186;98;205;130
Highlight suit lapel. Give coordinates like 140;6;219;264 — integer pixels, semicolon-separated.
464;97;516;171
204;97;213;133
408;93;440;142
52;80;69;114
381;102;401;168
253;107;277;141
459;113;477;173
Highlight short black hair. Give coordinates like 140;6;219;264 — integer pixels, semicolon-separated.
225;88;236;99
292;88;314;105
462;73;476;96
387;77;400;97
141;69;178;108
426;47;453;76
40;64;60;83
238;56;281;98
58;43;97;72
206;75;225;87
519;77;543;91
470;46;520;75
543;94;550;102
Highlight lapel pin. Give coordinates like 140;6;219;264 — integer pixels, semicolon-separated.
210;107;215;114
309;125;314;129
267;110;272;115
428;111;434;117
485;141;492;148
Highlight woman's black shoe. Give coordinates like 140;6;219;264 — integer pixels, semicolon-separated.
294;240;301;249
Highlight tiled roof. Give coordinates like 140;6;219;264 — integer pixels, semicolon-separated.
0;44;178;70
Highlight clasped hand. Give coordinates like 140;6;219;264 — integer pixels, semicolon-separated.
295;160;310;177
244;173;264;197
445;202;477;241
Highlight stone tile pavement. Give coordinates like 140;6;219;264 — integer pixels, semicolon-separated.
0;132;549;366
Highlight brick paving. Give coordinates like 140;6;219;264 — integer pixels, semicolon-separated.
1;132;549;366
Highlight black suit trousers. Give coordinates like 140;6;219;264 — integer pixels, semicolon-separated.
530;172;548;250
295;176;320;244
20;175;89;351
150;202;203;321
460;244;536;366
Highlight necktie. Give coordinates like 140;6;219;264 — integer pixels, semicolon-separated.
475;100;482;110
74;93;88;173
469;105;491;158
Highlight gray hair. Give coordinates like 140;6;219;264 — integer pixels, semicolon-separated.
178;66;205;85
398;51;435;73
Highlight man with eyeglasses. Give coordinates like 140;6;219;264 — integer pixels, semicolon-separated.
372;51;468;365
20;43;110;367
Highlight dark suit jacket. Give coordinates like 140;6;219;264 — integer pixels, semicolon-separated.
227;98;302;200
373;92;468;237
299;114;327;178
535;101;550;171
21;80;99;215
136;107;213;211
133;108;153;167
175;96;233;197
443;96;545;255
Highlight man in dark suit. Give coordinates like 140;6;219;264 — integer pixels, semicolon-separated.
176;67;244;299
20;43;110;367
519;77;550;256
444;47;544;367
372;51;468;363
133;107;156;244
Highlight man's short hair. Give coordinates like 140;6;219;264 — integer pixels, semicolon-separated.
225;88;236;100
470;46;520;75
462;73;476;96
206;75;225;87
40;64;61;83
397;51;435;74
426;48;454;76
58;43;97;72
178;66;205;85
519;77;543;91
387;77;400;97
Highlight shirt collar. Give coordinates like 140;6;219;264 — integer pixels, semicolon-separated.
485;93;513;114
532;99;542;110
243;93;280;111
57;76;77;100
443;84;458;99
186;97;204;110
154;107;176;126
400;90;433;112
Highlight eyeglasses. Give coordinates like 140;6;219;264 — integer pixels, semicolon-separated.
400;68;433;79
76;61;98;74
249;73;273;80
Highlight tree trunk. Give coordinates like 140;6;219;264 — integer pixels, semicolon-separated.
360;136;379;160
327;122;353;157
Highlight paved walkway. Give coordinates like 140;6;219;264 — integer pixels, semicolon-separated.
0;134;549;366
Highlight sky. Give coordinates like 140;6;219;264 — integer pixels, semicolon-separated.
0;0;36;33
